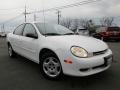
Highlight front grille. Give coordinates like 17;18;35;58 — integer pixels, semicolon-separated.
93;49;108;56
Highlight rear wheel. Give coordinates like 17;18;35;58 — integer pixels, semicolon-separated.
8;44;16;57
40;52;63;80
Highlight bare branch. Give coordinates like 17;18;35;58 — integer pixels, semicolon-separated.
100;17;114;27
60;18;72;29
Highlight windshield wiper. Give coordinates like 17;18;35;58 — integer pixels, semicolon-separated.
43;33;61;36
63;33;75;35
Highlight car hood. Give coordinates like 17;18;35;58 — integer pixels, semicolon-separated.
46;35;108;52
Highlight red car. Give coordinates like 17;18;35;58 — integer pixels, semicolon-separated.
93;27;120;41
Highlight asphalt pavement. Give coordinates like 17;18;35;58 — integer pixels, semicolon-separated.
0;37;120;90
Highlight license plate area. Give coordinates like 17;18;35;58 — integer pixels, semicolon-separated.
104;55;113;66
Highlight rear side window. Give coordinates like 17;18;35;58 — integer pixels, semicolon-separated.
96;27;106;33
14;24;25;35
23;24;37;36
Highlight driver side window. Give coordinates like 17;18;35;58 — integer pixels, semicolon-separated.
23;24;38;37
14;24;25;35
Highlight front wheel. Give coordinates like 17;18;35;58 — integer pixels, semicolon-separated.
40;52;63;80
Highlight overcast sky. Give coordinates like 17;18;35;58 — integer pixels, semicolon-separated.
0;0;120;31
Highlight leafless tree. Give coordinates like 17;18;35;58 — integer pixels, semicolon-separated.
80;19;95;28
100;17;114;27
79;19;96;35
60;18;72;29
72;19;80;30
79;19;90;29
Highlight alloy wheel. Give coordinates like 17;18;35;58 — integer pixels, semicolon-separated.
43;57;61;78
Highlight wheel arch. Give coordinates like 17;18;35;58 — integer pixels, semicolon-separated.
39;48;59;63
39;48;64;79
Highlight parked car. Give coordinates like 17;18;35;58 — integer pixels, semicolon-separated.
93;27;120;41
0;32;6;37
7;22;113;79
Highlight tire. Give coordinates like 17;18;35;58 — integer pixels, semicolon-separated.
8;44;16;58
40;52;63;80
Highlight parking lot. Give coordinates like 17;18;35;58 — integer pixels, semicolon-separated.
0;37;120;90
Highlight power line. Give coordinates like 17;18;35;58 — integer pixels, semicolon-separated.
30;0;102;14
0;14;23;25
29;0;102;22
0;0;102;25
0;14;23;32
0;5;29;24
0;7;24;11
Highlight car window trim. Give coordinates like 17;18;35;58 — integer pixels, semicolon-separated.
22;23;38;38
13;23;25;36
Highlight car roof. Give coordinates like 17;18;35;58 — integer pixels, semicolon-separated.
25;22;51;24
23;22;59;25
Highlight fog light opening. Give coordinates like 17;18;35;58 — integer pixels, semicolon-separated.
64;59;72;64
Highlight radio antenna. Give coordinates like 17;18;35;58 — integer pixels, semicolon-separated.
42;0;47;37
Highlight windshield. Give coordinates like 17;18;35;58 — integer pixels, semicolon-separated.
79;29;87;31
35;23;74;36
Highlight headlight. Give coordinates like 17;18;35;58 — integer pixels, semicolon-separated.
71;46;88;58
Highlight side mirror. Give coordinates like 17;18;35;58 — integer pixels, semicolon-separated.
26;33;38;39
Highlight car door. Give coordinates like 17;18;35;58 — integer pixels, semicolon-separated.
11;24;25;54
20;23;39;63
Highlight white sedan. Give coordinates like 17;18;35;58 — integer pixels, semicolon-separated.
7;22;113;79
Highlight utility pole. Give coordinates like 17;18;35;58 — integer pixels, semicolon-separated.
24;5;27;22
56;10;61;24
2;24;5;33
23;5;31;22
34;14;36;21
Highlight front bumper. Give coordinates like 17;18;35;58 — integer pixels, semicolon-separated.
61;49;113;76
